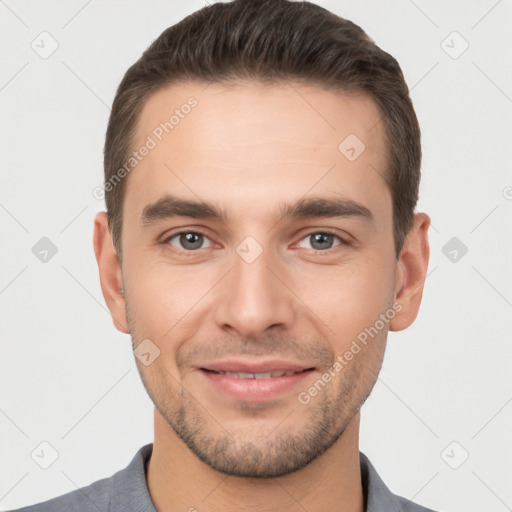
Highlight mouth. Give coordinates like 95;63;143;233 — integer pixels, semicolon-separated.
197;361;316;401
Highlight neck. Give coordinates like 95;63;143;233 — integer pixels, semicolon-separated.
146;408;364;512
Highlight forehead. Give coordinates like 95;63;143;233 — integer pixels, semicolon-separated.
124;79;389;222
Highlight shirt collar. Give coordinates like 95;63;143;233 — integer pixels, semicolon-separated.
111;443;407;512
111;443;156;512
360;451;409;511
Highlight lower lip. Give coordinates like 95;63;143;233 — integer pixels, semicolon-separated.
199;369;314;401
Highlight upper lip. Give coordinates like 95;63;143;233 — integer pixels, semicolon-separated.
200;359;314;373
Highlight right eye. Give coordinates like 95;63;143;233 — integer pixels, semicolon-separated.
162;231;214;253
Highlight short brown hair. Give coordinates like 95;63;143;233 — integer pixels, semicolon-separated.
104;0;421;261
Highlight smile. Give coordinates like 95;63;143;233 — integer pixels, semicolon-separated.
198;364;315;401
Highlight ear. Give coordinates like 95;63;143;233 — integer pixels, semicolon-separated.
93;211;130;334
389;212;430;332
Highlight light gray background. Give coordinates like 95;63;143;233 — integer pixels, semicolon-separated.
1;1;511;511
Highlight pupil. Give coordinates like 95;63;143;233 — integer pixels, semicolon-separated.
311;233;333;250
181;233;202;250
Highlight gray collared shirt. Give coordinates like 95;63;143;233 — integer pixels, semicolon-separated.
6;443;438;512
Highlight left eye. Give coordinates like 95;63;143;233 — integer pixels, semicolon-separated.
166;232;213;251
297;232;343;251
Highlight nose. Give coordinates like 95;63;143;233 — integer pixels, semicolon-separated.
213;245;296;338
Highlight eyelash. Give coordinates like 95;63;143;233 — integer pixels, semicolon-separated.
161;230;349;256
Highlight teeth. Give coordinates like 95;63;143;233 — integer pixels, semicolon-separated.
216;370;299;379
238;372;255;379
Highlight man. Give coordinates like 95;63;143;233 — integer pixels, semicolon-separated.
8;0;437;510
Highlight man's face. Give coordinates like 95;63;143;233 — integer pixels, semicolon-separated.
119;80;398;477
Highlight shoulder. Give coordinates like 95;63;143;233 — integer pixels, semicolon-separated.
3;475;112;512
2;444;154;512
393;494;440;512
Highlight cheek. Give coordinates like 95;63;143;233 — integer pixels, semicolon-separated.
125;259;216;339
293;254;396;342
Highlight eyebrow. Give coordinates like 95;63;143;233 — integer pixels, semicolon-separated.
140;194;374;227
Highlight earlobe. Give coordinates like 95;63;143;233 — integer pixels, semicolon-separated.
93;211;130;334
389;213;431;332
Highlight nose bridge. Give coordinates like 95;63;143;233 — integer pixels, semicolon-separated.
213;239;295;336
